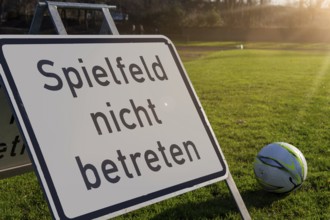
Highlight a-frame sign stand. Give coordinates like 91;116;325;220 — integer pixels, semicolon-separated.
0;1;251;219
29;1;119;35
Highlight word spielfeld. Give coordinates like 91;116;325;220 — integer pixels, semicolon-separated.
37;54;201;191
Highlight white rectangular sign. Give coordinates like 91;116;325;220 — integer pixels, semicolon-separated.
0;83;32;178
0;36;228;219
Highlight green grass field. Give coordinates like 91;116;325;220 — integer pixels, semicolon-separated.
0;42;329;219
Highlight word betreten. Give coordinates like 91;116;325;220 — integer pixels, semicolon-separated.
37;55;168;98
0;135;26;159
75;139;201;190
0;115;26;159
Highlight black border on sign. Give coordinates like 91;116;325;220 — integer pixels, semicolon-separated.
0;36;227;220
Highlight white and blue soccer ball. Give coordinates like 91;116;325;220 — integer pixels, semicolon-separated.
254;142;307;193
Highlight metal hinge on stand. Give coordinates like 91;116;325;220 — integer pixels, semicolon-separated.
29;1;119;35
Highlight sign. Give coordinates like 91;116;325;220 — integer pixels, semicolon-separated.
0;36;228;219
0;83;32;179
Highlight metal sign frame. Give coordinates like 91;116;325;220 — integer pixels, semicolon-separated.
0;35;251;220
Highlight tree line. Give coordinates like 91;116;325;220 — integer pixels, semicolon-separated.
0;0;330;33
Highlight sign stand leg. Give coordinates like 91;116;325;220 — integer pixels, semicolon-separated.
225;172;251;220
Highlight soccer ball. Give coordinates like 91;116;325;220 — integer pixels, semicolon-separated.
254;142;307;193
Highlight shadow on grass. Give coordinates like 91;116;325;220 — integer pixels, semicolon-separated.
150;189;287;219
